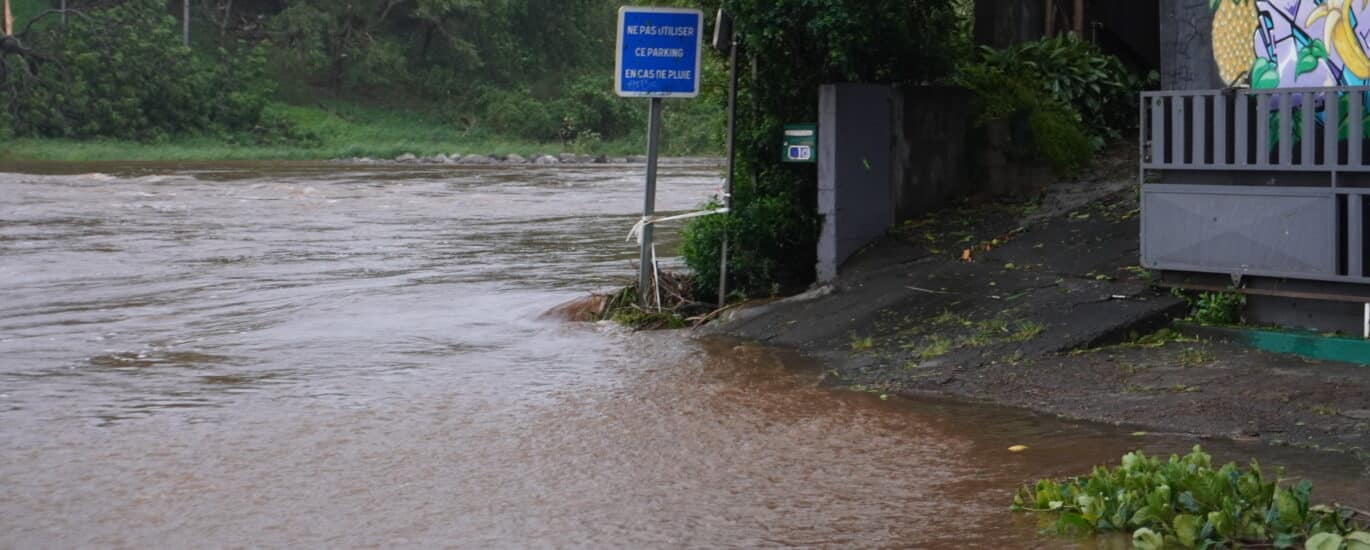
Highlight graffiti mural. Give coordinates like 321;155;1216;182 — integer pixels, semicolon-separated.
1212;0;1370;88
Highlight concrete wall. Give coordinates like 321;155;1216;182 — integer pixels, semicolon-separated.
819;85;1042;282
1158;0;1225;90
891;87;973;222
817;84;894;283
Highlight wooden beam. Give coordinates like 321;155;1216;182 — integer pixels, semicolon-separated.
1045;0;1055;36
1074;0;1085;36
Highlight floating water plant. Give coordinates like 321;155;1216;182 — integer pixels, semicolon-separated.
1012;446;1368;549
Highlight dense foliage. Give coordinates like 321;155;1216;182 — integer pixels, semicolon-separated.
975;35;1147;145
953;35;1147;174
2;0;271;141
1;0;712;151
680;0;969;299
1013;446;1368;549
953;61;1094;174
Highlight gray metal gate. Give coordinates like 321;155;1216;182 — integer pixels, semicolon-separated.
1141;87;1370;285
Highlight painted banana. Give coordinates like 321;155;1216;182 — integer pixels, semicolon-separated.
1309;0;1370;79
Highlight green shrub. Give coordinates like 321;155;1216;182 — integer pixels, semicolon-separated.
975;35;1147;146
551;74;644;142
1028;103;1095;175
680;191;820;301
955;63;1093;175
1195;291;1246;326
478;86;559;142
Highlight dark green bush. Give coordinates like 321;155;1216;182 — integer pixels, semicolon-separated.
4;0;273;141
973;35;1147;147
680;192;819;300
551;74;644;142
955;63;1093;175
479;86;559;142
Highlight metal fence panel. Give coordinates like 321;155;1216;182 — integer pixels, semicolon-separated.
1142;185;1336;277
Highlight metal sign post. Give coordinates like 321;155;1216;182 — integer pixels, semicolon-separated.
714;9;738;308
615;6;704;306
640;97;663;304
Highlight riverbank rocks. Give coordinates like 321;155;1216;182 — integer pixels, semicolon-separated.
337;152;685;166
458;155;497;165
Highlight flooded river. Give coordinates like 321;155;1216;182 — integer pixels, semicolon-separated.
1;161;1365;548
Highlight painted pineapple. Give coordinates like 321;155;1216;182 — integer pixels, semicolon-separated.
1212;0;1258;85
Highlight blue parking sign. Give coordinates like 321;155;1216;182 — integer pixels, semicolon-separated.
615;7;704;98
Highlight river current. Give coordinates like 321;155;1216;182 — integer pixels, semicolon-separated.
1;161;1365;548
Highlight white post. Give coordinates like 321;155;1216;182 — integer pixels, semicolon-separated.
1363;303;1369;340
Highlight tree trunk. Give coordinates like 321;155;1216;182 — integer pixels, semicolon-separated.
3;0;12;36
420;23;435;59
220;0;232;38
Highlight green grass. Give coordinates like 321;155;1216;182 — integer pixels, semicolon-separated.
0;100;665;162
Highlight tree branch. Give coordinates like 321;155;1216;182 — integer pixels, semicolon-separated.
17;8;89;38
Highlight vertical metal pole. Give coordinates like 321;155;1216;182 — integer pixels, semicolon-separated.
183;0;190;46
639;97;664;307
718;37;739;308
60;0;65;25
1351;194;1365;277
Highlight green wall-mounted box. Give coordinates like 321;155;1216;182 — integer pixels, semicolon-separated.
782;124;817;164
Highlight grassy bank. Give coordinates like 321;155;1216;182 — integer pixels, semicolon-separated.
0;100;688;162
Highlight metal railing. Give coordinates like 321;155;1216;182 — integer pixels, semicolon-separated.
1141;87;1370;173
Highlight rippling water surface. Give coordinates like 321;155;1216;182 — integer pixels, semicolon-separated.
1;161;1365;548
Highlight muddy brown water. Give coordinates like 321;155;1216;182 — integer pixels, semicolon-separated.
1;161;1365;549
